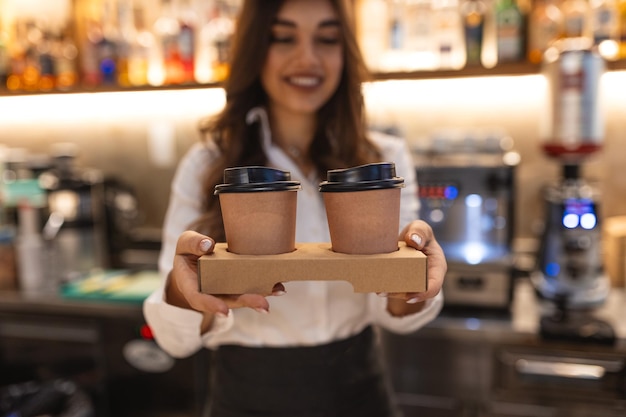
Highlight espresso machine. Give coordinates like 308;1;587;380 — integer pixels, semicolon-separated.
414;132;519;309
38;144;109;283
530;38;614;344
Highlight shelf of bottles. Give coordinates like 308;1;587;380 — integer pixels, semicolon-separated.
0;0;239;95
357;0;626;78
0;0;626;96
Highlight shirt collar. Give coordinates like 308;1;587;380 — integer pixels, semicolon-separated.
245;107;273;155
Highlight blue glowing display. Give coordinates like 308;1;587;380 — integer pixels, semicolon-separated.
444;185;458;200
545;262;560;277
561;198;597;230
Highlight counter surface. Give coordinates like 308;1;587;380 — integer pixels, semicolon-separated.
427;278;626;347
1;278;624;344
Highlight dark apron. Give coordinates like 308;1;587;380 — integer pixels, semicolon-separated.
208;326;400;417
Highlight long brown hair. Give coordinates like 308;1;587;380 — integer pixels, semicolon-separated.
193;0;381;240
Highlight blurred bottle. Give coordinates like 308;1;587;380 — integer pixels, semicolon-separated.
589;0;619;59
0;149;48;292
37;29;56;91
154;0;183;85
129;6;156;86
354;0;390;72
589;0;619;60
178;0;197;84
6;21;26;91
116;0;135;87
616;0;626;58
81;17;103;88
16;201;45;293
432;0;466;69
495;0;525;63
54;25;79;91
405;0;438;71
18;20;43;92
0;21;9;90
98;0;120;85
381;0;407;71
527;0;563;64
561;0;592;39
390;0;406;50
461;0;488;66
196;1;235;83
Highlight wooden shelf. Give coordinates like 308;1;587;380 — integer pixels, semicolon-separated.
372;59;626;81
1;59;625;97
0;81;223;97
372;62;542;81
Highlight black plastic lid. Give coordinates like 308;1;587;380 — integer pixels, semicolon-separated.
319;162;405;192
214;166;301;194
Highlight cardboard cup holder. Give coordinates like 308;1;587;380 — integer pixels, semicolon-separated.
198;242;427;295
201;163;424;295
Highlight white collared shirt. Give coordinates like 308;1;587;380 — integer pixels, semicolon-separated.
144;108;443;357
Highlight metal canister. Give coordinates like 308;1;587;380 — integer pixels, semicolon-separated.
541;38;606;158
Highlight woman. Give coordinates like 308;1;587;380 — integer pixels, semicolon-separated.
144;0;447;416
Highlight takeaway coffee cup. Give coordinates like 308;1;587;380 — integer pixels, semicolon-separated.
319;162;404;255
215;166;301;255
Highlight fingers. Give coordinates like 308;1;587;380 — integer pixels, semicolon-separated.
390;220;447;304
382;288;439;305
218;294;272;313
212;284;286;314
191;292;271;316
401;220;434;252
176;230;215;257
172;230;284;315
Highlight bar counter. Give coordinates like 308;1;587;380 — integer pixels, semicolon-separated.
1;278;625;417
0;277;624;342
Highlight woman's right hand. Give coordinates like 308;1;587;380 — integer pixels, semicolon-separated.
165;231;282;327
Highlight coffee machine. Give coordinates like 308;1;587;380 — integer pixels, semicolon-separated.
38;144;109;283
415;132;519;309
530;38;614;344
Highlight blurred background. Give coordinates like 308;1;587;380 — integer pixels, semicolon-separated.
1;0;625;416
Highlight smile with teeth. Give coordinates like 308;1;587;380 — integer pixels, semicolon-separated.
287;76;321;87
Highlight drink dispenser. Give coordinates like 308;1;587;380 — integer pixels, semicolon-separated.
39;145;108;283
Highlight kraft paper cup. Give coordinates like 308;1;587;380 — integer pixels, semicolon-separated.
215;166;301;255
319;162;404;255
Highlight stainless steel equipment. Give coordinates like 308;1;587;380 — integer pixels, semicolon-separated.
531;165;609;308
39;145;108;283
531;38;610;310
531;38;614;344
414;134;519;309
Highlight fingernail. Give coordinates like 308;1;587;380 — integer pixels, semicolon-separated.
272;290;286;296
377;292;388;298
255;308;269;314
200;239;213;252
406;297;421;304
215;311;228;319
410;234;422;247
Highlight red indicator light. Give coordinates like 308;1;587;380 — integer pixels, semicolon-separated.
140;324;154;340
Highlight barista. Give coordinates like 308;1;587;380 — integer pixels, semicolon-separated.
144;1;446;416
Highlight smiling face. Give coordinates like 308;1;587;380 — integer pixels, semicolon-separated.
261;0;344;119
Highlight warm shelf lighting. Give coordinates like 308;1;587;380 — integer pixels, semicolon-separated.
0;70;625;126
0;88;226;124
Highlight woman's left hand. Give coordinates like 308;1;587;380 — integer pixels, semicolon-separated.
383;220;447;316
